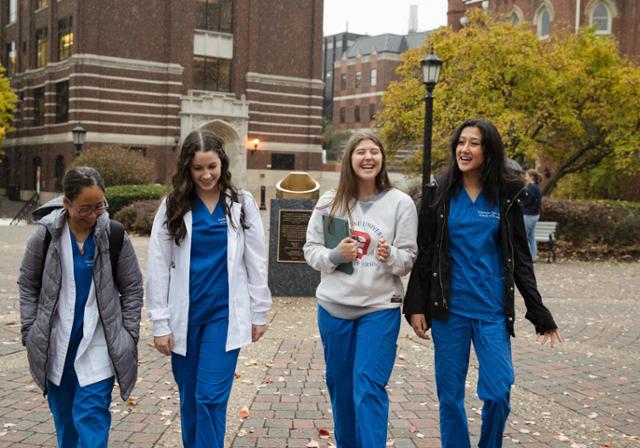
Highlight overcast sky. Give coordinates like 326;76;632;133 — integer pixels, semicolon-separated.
323;0;448;36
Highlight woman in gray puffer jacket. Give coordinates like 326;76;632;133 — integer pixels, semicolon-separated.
18;166;143;448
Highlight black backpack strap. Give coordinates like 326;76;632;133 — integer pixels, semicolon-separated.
108;219;125;282
41;227;52;278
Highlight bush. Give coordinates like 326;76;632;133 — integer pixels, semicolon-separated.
69;145;156;186
106;184;169;216
114;199;161;235
541;198;640;247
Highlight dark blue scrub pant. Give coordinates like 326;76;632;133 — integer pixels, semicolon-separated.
172;319;240;448
317;305;400;448
431;314;514;448
47;366;114;448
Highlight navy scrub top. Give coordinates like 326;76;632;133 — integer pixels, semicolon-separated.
188;197;230;326
447;188;505;321
65;229;95;370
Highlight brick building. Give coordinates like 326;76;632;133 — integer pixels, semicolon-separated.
448;0;640;61
0;0;323;197
331;31;428;132
322;32;363;123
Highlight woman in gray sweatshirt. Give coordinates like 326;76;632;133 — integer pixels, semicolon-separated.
304;130;418;447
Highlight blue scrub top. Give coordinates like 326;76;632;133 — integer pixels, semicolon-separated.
188;197;229;326
65;229;95;370
448;188;504;321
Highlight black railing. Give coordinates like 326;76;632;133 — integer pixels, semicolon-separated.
10;192;40;225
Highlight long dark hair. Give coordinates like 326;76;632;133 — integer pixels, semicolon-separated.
63;166;106;200
433;119;523;206
327;130;392;219
165;129;246;244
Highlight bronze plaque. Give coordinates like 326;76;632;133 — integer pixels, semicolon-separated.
277;209;312;263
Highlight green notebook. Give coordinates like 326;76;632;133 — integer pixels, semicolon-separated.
322;215;354;275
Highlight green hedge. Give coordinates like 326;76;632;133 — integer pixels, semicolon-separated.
541;198;640;247
106;184;169;216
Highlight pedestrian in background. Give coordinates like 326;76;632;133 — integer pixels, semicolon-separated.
18;166;143;448
146;130;271;448
523;168;543;260
404;119;561;448
304;130;418;447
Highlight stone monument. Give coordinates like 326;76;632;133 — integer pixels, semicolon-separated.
268;172;321;297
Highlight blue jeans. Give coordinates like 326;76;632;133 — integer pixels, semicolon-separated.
171;319;240;448
317;305;400;448
47;366;114;448
431;314;514;448
523;214;539;257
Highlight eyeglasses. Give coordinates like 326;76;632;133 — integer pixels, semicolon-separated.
66;198;109;218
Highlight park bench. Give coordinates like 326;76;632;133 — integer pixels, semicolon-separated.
535;221;558;263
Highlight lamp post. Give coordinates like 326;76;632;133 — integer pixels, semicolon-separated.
72;124;87;157
420;46;442;195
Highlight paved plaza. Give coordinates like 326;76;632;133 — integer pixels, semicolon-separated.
0;225;639;447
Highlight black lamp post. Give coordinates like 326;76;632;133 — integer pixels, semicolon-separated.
420;46;442;195
72;124;87;156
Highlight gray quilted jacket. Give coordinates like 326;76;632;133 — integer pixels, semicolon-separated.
18;206;143;400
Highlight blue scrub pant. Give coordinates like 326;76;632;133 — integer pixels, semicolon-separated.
523;214;539;258
47;366;114;448
431;314;514;448
171;319;240;448
317;305;400;448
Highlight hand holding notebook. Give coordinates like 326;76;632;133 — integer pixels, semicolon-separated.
322;215;354;275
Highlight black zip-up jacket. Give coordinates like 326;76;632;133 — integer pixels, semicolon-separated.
403;178;557;337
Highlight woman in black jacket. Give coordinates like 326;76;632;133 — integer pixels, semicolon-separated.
404;119;561;448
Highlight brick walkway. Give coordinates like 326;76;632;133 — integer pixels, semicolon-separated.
0;226;639;447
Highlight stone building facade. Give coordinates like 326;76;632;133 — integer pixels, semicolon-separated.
0;0;323;197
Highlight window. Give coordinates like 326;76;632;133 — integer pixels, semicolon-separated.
5;41;16;75
369;103;376;121
509;12;521;25
537;7;551;38
33;87;45;126
8;0;17;23
370;69;377;87
591;3;612;35
58;17;73;60
32;156;42;190
355;71;362;88
35;0;48;10
354;105;360;122
271;153;295;170
339;107;345;123
195;0;232;33
55;80;69;123
340;74;347;90
192;56;231;92
36;28;48;67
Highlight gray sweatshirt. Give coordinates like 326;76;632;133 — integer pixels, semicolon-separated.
304;188;418;319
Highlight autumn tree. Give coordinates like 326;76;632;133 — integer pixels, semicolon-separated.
0;65;18;153
69;145;156;186
377;9;640;196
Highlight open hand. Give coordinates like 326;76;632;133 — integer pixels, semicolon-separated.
538;329;562;348
252;324;267;342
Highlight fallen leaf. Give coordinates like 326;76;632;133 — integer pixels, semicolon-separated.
409;425;418;433
319;428;331;439
306;440;320;448
239;406;250;418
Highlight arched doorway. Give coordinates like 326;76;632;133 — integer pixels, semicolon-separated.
199;120;246;188
54;155;65;192
32;156;42;191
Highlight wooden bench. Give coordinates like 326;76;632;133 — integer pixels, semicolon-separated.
535;221;558;263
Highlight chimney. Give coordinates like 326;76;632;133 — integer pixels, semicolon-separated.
409;4;418;33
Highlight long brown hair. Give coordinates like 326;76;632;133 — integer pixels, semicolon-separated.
165;129;246;245
327;130;392;219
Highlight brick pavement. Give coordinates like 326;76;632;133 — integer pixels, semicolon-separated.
0;226;639;447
